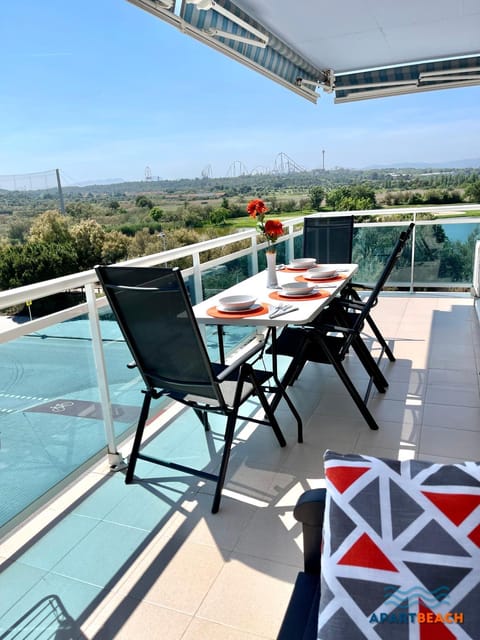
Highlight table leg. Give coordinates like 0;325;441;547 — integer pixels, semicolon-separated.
217;325;225;365
269;327;303;442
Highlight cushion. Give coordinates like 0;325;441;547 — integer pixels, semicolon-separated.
318;451;480;639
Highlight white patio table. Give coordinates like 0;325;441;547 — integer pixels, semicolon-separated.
193;262;358;333
193;263;359;442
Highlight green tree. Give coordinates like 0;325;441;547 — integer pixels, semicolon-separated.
464;179;480;203
28;210;72;245
309;186;325;210
209;207;229;225
7;220;30;245
128;229;159;258
326;185;376;210
135;195;154;209
65;201;96;220
149;206;164;222
0;242;78;289
101;230;130;264
71;220;106;271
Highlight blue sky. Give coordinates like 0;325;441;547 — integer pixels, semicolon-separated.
1;0;480;186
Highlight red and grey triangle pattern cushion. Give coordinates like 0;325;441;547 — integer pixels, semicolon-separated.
318;451;480;639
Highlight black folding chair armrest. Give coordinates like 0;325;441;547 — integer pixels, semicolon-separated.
294;488;326;527
294;488;326;575
319;321;356;336
350;281;373;291
334;298;366;312
277;572;320;640
276;489;326;640
215;340;266;381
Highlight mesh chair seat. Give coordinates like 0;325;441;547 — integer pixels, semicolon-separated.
184;365;272;407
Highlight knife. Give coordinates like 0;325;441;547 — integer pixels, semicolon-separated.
270;306;299;319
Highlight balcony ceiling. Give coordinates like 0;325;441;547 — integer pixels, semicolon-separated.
128;0;480;103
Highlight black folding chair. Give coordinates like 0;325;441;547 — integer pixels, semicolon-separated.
340;221;415;362
95;265;301;513
302;215;354;263
274;225;414;431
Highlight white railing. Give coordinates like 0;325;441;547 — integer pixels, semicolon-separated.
1;204;480;533
2;203;480;329
0;205;479;464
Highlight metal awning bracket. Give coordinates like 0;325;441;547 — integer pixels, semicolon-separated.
295;69;335;98
186;0;269;47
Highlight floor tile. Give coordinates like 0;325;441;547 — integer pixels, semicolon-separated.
427;367;479;389
197;552;298;638
82;592;191;640
183;618;265;639
15;513;100;572
422;403;480;431
52;520;150;587
425;384;480;408
419;425;480;460
122;540;227;615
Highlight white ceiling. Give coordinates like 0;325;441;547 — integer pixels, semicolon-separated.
233;0;480;73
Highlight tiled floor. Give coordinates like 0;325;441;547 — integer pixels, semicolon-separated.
1;293;480;639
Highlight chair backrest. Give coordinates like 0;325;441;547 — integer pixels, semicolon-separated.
358;222;414;319
95;265;221;401
302;215;354;263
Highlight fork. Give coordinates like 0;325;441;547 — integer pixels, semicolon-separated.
269;303;290;318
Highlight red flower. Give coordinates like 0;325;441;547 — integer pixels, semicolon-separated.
264;219;284;239
247;199;269;218
246;198;283;246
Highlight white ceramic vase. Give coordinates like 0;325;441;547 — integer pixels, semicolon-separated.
266;249;279;288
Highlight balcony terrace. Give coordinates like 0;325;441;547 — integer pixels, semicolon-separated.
1;209;480;638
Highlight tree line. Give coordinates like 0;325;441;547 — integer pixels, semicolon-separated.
1;173;479;305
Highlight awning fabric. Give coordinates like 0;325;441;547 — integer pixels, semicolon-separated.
127;0;480;104
127;0;329;103
335;55;480;103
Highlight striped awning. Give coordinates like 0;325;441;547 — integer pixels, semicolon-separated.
127;0;480;104
127;0;331;103
335;55;480;103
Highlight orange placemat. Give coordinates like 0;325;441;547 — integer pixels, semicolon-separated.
279;266;309;273
269;290;329;301
207;303;269;319
295;274;346;284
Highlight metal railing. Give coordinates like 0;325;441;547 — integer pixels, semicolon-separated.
0;204;479;533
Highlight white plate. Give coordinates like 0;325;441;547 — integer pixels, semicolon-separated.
281;281;314;294
286;263;318;270
305;268;338;280
288;258;317;269
278;289;317;298
218;294;256;310
217;303;262;313
304;275;338;281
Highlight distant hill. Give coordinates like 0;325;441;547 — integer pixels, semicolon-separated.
366;158;480;170
74;160;480;189
72;178;126;186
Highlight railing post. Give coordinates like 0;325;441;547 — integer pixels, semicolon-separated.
85;283;125;470
410;213;416;293
251;236;259;274
287;221;295;262
192;251;203;302
473;240;480;297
